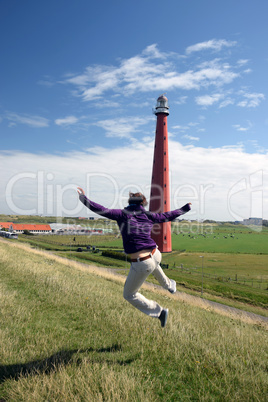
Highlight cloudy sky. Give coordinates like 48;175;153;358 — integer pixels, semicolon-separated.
1;0;267;221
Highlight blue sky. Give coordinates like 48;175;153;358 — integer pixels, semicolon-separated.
1;0;268;221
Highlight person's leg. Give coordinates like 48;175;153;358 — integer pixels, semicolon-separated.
123;258;162;318
151;249;176;292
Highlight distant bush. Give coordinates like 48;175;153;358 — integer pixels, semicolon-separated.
23;230;34;236
102;250;130;262
160;263;169;269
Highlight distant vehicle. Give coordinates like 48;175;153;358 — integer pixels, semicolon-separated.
0;231;18;239
7;232;18;239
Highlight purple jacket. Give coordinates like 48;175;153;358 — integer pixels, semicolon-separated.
79;194;191;254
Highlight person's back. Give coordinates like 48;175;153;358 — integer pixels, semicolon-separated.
117;204;157;254
78;187;191;328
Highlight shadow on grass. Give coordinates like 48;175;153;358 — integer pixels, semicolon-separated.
0;344;134;385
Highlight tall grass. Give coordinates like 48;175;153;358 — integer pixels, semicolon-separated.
0;239;267;401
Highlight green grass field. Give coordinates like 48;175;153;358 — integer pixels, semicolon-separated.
172;230;268;254
15;223;268;316
0;240;267;401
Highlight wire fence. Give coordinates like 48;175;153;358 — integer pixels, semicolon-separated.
175;264;268;291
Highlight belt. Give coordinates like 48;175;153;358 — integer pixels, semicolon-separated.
131;248;156;263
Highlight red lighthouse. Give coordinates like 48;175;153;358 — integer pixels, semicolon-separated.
149;95;172;253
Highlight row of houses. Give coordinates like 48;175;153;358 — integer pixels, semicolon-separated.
49;223;108;235
0;222;52;234
0;222;111;235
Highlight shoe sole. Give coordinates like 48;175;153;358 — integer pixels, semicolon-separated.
161;308;169;328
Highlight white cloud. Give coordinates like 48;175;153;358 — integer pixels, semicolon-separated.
141;43;167;59
186;39;236;54
1;141;267;222
172;122;201;133
55;116;79;126
174;96;188;105
232;121;252;132
63;44;240;101
94;117;151;139
195;93;223;106
219;98;234;108
94;99;120;108
6;113;49;128
172;125;190;132
247;140;267;154
194;88;264;109
232;124;249;132
237;59;249;66
237;92;265;108
37;75;55;87
182;134;199;141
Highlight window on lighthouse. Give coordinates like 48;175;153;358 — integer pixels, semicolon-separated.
157;99;167;108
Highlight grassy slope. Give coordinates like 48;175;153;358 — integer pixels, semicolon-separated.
0;240;267;401
16;232;268;315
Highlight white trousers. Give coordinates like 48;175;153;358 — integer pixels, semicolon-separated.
123;248;172;318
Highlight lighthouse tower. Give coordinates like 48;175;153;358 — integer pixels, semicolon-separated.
149;95;172;253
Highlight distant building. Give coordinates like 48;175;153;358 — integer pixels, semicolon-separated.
49;223;105;235
242;217;263;226
0;222;52;234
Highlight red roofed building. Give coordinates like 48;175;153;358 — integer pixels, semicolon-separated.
0;222;52;234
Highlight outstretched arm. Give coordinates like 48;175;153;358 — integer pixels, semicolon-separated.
77;187;122;220
146;203;192;223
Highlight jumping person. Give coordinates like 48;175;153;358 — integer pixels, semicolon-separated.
77;187;191;328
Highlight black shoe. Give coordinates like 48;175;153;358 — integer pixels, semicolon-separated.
158;308;169;328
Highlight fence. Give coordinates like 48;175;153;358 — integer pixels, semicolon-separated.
178;264;268;290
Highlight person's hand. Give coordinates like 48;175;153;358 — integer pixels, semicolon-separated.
77;187;85;196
